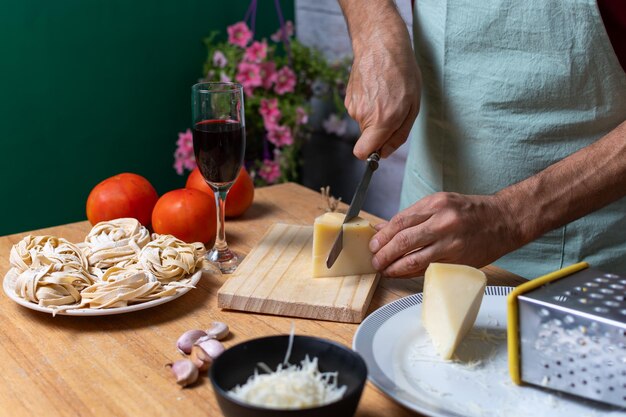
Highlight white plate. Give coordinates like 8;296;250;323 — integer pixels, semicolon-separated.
3;268;202;316
353;286;625;417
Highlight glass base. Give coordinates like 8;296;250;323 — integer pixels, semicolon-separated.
207;247;240;274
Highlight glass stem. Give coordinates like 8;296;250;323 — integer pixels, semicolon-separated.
214;188;229;252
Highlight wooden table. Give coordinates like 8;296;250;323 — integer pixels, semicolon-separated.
0;183;526;417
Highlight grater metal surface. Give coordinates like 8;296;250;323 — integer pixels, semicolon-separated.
518;267;626;407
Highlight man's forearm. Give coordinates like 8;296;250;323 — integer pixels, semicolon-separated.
497;120;626;247
338;0;411;54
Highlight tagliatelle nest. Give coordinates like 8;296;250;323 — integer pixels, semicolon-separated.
82;218;151;273
139;234;206;284
9;235;89;274
14;263;94;307
74;267;181;309
8;218;207;314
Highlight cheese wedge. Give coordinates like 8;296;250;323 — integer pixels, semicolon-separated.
311;212;376;278
422;263;487;359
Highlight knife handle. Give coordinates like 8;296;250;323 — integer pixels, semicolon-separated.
367;152;381;171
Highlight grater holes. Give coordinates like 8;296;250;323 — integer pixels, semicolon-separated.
600;288;615;295
610;284;625;290
614;295;625;301
586;282;600;287
589;293;604;299
620;279;626;285
605;300;620;308
594;277;609;283
604;273;619;279
594;306;609;314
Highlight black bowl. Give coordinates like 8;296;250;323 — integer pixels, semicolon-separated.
209;335;367;417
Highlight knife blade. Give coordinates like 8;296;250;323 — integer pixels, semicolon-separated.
326;152;380;269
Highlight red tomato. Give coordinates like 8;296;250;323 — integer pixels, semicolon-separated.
185;167;254;218
151;188;216;244
86;173;159;226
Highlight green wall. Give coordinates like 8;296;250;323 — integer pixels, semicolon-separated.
0;0;294;236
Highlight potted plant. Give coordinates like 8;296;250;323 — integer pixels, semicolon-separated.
174;17;352;186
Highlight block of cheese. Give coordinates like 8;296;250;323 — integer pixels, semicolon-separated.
422;263;487;360
311;212;377;278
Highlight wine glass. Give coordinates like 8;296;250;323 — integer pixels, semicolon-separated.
191;82;246;274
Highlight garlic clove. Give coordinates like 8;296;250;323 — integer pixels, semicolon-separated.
195;336;225;359
206;321;229;340
167;359;199;387
190;345;213;372
177;329;207;355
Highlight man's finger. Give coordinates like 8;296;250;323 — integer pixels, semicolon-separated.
373;222;388;231
353;126;394;160
382;245;437;278
371;222;435;271
370;210;431;253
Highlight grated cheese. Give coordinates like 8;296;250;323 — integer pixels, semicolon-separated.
227;355;347;409
228;325;347;409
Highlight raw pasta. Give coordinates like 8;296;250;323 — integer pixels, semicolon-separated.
74;267;185;309
7;219;206;314
139;234;206;283
10;235;89;274
83;218;151;272
14;263;94;307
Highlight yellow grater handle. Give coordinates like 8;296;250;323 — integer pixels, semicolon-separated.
506;262;590;385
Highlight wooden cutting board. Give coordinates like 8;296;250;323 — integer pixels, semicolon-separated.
217;223;380;323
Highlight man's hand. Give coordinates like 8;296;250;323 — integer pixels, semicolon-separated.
339;0;421;159
369;192;520;278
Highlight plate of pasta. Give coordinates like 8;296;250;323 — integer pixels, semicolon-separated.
2;218;207;316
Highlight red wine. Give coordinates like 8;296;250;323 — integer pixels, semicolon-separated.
193;119;245;185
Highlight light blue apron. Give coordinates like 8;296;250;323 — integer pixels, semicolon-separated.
401;0;626;279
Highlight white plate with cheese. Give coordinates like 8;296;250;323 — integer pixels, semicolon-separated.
353;286;626;417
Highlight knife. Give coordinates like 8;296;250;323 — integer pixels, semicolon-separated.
326;152;380;269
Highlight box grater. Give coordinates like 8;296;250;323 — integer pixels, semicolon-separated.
507;262;626;408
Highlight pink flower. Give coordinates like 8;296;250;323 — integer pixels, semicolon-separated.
227;21;253;48
220;71;232;83
243;41;267;63
274;66;296;95
259;98;281;128
236;61;262;96
323;114;348;137
270;21;294;42
258;158;281;184
173;129;197;175
267;124;293;147
259;61;277;90
295;107;308;125
213;50;228;68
